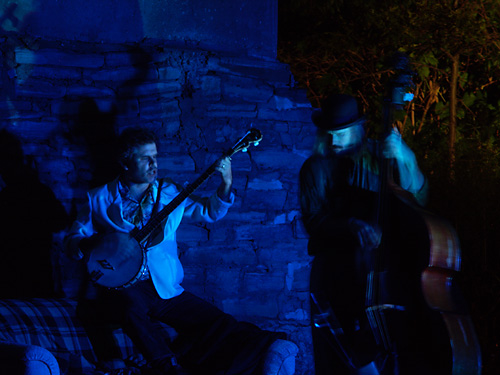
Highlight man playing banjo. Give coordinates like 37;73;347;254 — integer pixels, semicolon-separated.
65;127;284;375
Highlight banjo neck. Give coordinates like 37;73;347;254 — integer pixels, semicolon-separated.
131;161;218;245
87;128;262;289
131;128;263;246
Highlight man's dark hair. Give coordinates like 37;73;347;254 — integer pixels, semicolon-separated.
116;127;158;166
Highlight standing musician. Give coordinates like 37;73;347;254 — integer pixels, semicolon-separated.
299;94;435;375
65;127;284;375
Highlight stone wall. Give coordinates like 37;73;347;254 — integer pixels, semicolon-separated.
0;32;317;374
1;0;277;59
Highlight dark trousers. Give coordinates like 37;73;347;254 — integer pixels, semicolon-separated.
309;246;453;375
78;279;283;374
310;251;379;375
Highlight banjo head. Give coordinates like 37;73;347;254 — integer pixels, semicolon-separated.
86;232;146;289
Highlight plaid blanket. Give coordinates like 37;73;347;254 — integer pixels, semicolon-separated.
0;298;137;375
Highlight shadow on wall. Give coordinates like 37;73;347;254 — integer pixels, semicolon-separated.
61;46;162;298
0;129;69;298
1;1;164;298
68;46;155;189
71;98;120;189
0;4;70;298
1;1;149;189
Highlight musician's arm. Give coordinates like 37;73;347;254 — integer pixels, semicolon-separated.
183;191;235;223
215;156;233;202
394;151;427;205
180;157;234;222
384;131;428;205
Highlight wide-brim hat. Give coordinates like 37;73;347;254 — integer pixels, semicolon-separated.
312;94;364;130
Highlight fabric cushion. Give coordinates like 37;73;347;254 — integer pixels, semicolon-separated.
262;339;299;375
0;299;298;375
0;298;136;374
0;341;60;375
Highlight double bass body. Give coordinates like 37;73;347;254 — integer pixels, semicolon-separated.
306;157;482;374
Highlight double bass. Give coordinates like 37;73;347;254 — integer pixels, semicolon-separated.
310;54;482;375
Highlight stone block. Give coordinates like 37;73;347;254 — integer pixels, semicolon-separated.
16;48;104;68
228;154;253;173
139;98;180;121
15;80;66;99
105;50;153;67
160;119;182;136
252;150;306;172
0;108;39;120
18;65;82;81
35;157;75;177
222;297;279;318
266;95;295;111
157;154;195;172
181;265;206;291
270;209;300;226
257;242;310;268
286;261;311;292
205;266;242;295
248;177;283;190
0;100;31;112
277;292;310;314
118;81;181;98
283;308;308;322
231;224;259;241
246;224;295;250
158;66;183;81
116;98;140;116
257;107;311;122
183;242;258;268
242;269;284;293
176;223;209;243
218;56;291;83
66;85;116;98
205;102;257;119
222;76;273;103
292;218;309;239
50;100;80;116
243;190;287;210
8;120;61;141
274;87;311;105
223;210;267;223
90;67;152;82
201;76;221;98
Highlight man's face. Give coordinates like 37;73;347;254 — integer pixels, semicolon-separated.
123;143;158;184
327;123;364;155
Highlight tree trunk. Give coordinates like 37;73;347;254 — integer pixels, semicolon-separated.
449;54;459;178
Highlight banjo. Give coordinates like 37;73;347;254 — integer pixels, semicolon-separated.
87;128;263;289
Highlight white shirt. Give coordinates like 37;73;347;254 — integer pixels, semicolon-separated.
65;177;234;299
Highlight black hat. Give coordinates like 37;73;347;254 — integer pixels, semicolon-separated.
311;94;364;130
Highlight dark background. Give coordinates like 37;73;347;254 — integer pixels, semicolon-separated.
277;1;500;373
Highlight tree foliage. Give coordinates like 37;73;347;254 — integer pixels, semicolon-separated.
278;0;500;373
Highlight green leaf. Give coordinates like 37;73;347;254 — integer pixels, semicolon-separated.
462;92;476;107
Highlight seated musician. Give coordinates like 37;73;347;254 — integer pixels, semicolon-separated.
65;127;284;375
299;94;431;375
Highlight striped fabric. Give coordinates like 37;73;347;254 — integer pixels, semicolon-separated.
0;298;137;374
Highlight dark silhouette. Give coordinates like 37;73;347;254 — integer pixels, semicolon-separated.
0;129;69;298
